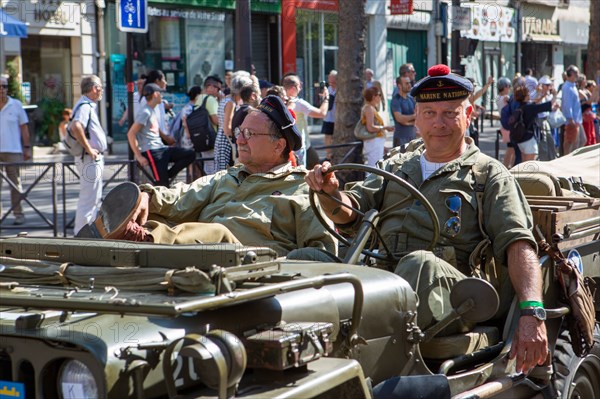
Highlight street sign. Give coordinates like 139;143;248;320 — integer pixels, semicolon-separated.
452;6;472;31
116;0;148;33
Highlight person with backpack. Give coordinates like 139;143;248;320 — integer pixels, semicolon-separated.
508;85;557;162
68;75;108;235
127;84;195;187
182;75;221;175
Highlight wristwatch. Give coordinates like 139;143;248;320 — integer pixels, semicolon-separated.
521;307;547;321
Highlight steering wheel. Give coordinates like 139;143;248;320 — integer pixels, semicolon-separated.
309;163;440;264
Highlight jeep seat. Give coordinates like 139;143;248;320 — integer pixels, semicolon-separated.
419;326;500;359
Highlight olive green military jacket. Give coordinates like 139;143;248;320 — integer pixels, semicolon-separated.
140;163;336;257
343;137;536;273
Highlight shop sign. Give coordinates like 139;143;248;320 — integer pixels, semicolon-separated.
1;0;81;34
148;6;225;22
451;6;471;31
522;17;557;37
148;0;235;10
559;20;588;45
251;0;281;14
390;0;413;15
460;3;516;43
295;0;338;12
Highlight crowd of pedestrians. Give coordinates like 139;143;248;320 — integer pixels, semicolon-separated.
498;65;599;168
1;60;598;232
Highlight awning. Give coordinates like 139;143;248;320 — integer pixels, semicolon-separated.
0;8;27;38
525;33;561;43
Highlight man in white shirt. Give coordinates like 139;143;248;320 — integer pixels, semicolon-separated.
282;74;329;167
70;75;108;235
0;76;31;225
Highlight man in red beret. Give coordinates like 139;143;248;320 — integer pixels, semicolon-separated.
306;65;547;376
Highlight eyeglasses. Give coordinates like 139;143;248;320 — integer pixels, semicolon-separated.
234;127;274;141
444;194;461;237
209;84;222;90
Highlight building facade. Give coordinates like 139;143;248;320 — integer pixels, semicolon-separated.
104;0;281;140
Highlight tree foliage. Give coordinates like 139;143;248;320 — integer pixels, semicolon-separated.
6;60;24;103
332;0;366;182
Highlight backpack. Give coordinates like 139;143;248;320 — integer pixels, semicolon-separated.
187;96;217;152
63;102;92;157
169;106;186;147
507;106;528;143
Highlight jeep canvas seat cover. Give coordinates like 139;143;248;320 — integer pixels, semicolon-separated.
511;144;600;197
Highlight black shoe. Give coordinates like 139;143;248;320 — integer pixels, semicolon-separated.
76;182;141;239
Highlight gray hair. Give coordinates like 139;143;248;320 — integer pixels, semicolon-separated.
81;75;102;94
497;77;511;92
329;70;338;77
231;71;253;95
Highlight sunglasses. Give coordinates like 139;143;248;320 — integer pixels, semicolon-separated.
0;85;8;89
444;194;461;237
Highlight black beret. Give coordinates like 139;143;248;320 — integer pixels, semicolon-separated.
410;64;473;102
257;95;302;151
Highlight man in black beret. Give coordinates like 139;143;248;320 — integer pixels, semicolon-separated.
306;64;547;377
81;96;335;258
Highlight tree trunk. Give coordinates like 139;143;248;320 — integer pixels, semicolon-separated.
332;0;366;183
588;0;600;82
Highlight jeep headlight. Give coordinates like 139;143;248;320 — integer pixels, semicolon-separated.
58;360;99;399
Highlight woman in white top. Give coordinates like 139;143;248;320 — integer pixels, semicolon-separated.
361;86;394;167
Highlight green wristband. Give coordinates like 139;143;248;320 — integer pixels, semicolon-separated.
519;300;544;309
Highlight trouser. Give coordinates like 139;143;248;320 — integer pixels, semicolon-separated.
393;133;416;149
144;221;334;262
0;152;24;217
394;250;472;335
146;221;240;244
563;124;585;155
74;153;104;235
144;147;196;187
363;136;386;167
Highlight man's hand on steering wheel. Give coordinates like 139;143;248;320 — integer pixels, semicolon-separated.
306;161;340;196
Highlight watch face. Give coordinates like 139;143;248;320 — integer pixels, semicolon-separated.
534;307;547;321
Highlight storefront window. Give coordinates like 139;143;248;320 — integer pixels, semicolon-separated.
21;35;71;144
296;10;338;104
104;3;233;140
563;45;579;70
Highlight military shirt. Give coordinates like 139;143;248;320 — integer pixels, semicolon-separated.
140;163;336;257
342;137;536;272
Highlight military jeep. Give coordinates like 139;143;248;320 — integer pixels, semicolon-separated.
0;146;599;399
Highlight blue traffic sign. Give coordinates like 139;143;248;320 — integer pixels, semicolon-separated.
116;0;148;33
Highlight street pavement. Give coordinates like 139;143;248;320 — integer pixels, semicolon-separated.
0;120;505;238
